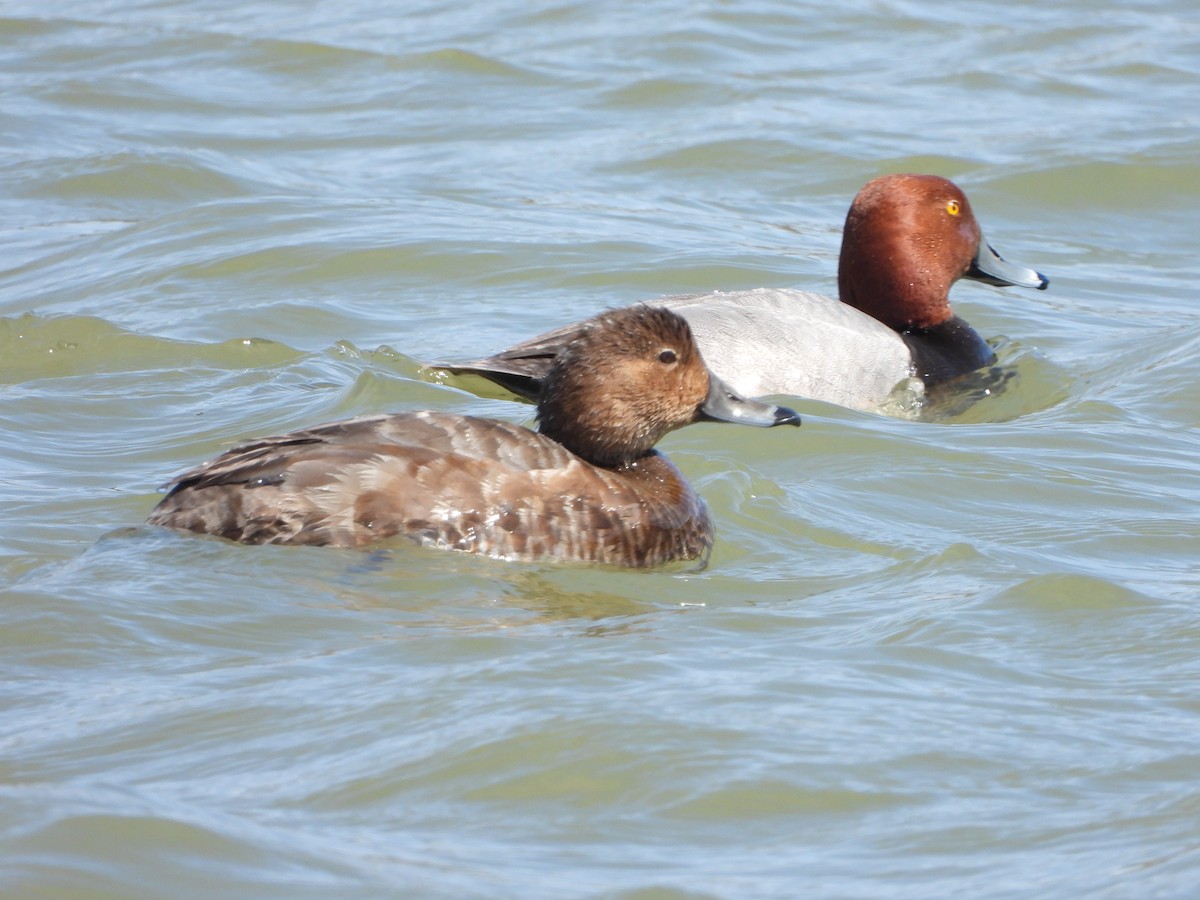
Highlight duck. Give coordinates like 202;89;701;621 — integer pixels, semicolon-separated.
147;305;801;567
429;174;1049;412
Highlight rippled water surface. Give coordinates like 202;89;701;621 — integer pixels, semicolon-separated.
3;1;1199;896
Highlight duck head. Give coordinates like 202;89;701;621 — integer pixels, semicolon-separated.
837;174;1048;332
536;305;800;468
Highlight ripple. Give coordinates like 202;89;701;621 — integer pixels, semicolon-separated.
2;0;1199;896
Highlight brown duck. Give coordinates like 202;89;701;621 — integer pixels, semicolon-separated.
148;305;800;566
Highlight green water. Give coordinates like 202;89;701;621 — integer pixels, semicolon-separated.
2;1;1199;897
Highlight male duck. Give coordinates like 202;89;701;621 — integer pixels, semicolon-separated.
148;305;800;567
432;174;1048;412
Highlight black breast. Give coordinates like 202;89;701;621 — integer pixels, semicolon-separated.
901;315;997;385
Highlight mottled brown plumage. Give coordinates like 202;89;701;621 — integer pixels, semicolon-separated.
148;305;800;566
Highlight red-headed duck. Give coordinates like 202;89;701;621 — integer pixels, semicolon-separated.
431;174;1048;412
147;305;800;566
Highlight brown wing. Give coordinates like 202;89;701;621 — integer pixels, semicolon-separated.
147;412;711;564
147;414;451;546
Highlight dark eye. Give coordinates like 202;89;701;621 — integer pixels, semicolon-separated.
658;349;677;364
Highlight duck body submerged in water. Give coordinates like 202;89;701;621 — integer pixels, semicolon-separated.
432;174;1049;411
148;306;800;567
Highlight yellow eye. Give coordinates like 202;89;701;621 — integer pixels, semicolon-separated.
946;199;961;216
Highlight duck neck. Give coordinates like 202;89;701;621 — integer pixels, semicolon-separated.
899;316;996;384
837;198;960;331
536;410;654;470
838;250;956;332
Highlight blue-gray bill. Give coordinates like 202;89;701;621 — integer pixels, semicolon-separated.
698;374;802;427
968;236;1049;290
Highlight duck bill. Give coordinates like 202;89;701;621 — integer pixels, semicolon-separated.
967;236;1049;290
697;374;801;428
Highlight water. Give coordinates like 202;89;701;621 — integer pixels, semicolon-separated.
2;1;1199;896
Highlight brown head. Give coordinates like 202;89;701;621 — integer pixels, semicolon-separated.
536;305;799;467
837;174;1047;332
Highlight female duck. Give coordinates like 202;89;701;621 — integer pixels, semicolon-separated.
433;174;1048;412
148;305;800;566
